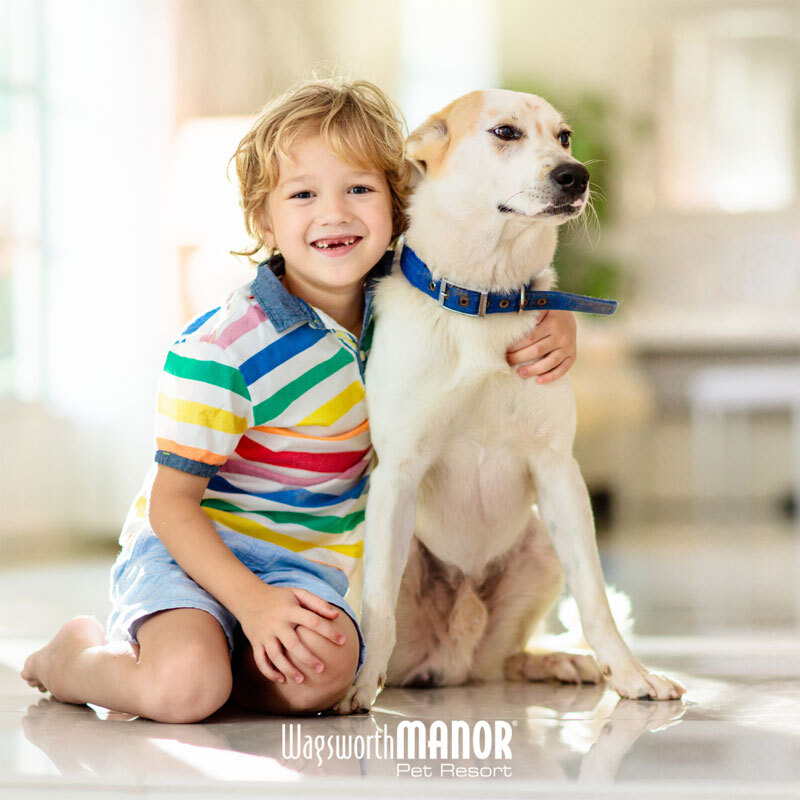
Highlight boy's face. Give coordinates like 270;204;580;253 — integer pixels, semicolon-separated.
263;135;393;299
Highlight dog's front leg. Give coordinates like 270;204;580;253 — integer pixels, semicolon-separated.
531;449;685;701
333;459;421;714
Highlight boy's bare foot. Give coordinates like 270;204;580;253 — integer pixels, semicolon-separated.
21;617;108;704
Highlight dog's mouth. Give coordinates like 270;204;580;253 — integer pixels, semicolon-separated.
537;202;585;217
498;201;585;218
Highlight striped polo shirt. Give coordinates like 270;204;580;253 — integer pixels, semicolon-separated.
120;251;393;578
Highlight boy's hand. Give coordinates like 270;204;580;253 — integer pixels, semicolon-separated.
239;585;346;684
506;309;577;383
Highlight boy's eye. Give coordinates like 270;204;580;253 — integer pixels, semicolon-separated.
290;190;313;199
349;185;373;195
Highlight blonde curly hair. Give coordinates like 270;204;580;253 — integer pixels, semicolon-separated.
231;78;409;260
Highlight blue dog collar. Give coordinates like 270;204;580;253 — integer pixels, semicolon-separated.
399;245;618;316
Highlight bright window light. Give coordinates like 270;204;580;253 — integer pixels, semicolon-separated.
661;12;797;213
399;0;499;131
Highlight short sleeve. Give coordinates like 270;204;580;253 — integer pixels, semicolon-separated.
154;335;253;477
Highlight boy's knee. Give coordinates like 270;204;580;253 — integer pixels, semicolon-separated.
301;614;359;676
230;609;360;716
299;624;359;709
142;644;233;723
275;616;360;714
279;666;356;715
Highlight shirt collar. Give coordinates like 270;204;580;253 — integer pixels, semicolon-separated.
251;251;394;334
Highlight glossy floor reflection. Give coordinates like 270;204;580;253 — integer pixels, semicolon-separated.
2;521;800;799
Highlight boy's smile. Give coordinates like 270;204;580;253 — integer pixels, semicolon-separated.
262;135;393;326
311;235;361;255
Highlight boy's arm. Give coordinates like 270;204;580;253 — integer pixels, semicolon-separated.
506;309;577;383
148;465;345;684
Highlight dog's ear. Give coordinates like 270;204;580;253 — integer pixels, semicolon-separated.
405;116;449;185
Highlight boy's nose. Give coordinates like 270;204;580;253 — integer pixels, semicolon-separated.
316;195;352;224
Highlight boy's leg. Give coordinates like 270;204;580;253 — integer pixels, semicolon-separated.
21;608;232;724
231;606;359;715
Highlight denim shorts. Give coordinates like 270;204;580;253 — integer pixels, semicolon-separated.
106;529;365;673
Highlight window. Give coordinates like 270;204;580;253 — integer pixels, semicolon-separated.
660;10;798;213
0;0;45;399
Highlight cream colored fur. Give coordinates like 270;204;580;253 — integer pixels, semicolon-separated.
334;89;684;714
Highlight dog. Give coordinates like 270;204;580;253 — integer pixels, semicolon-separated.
335;89;684;714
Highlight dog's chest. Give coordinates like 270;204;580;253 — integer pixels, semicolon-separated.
411;375;572;574
415;434;535;573
455;371;562;438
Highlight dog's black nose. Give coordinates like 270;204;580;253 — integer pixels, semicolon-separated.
550;163;590;196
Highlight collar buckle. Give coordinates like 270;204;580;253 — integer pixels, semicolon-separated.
477;291;489;316
438;278;449;305
518;286;526;313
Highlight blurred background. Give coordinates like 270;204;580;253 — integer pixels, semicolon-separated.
1;0;799;641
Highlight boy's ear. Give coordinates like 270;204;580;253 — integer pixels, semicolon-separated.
405;116;449;186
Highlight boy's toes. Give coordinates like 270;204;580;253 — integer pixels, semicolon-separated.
19;617;107;699
22;654;46;691
21;656;38;683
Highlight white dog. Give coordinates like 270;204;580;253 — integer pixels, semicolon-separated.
335;89;684;714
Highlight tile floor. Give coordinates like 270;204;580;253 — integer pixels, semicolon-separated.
1;521;799;799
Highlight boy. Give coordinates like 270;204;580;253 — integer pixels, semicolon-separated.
22;79;578;721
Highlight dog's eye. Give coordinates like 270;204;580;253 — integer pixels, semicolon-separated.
490;125;522;141
558;130;572;148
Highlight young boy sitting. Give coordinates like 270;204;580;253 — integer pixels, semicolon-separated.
22;78;578;721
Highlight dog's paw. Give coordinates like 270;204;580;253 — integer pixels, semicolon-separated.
404;668;444;688
607;664;685;701
332;671;386;716
504;651;605;684
332;684;373;715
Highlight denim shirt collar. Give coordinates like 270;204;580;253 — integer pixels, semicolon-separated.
251;250;395;335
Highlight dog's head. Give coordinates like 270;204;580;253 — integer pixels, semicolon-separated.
406;89;588;229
